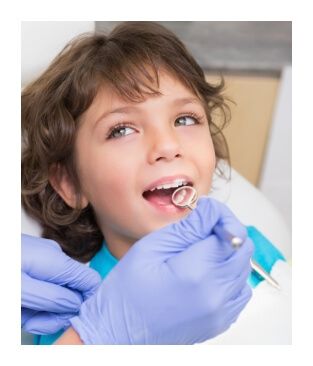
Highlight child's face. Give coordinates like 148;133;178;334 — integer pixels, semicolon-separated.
75;70;216;258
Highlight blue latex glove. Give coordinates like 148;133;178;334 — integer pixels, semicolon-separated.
70;197;254;344
21;234;101;335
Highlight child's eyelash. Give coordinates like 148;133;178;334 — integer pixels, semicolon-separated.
106;122;137;139
177;111;204;123
106;111;204;139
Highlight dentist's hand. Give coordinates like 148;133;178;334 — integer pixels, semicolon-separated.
21;234;101;334
69;197;253;344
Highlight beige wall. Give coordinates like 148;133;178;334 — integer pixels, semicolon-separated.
205;73;279;186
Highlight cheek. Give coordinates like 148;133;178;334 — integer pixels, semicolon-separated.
197;141;216;186
78;145;137;205
201;135;216;169
183;127;216;165
184;128;216;189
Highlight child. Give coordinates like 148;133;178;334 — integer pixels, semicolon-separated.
22;21;290;345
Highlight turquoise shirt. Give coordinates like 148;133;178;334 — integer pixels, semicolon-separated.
35;225;285;345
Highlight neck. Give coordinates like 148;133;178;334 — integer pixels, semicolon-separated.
104;232;136;259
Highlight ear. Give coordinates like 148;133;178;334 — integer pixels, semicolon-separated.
49;164;88;209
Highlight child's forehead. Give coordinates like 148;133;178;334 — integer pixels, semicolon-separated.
79;73;206;129
95;71;202;108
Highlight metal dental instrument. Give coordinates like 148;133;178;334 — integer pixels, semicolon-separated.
171;186;243;248
171;186;280;290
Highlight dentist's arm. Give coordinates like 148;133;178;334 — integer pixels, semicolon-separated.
56;197;253;345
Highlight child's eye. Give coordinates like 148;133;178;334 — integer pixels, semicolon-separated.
107;124;136;139
107;112;203;140
175;113;201;127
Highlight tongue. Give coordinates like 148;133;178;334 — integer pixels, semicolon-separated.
143;188;176;206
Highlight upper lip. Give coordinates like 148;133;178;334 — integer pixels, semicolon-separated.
142;175;194;193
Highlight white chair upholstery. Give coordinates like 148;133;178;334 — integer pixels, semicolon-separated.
210;165;291;259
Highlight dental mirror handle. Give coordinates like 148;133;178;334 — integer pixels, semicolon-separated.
214;223;280;289
213;224;243;249
250;259;280;290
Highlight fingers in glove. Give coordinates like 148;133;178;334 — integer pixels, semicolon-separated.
53;259;101;300
22;311;74;335
165;235;251;284
22;234;101;299
22;272;83;313
224;284;253;325
175;197;245;244
213;238;254;280
207;265;252;307
22;307;37;327
221;269;250;303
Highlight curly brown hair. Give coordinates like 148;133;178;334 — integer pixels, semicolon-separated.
22;21;231;263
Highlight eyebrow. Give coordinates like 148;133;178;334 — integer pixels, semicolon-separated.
94;97;204;127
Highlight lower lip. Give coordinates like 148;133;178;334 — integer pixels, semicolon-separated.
143;197;187;214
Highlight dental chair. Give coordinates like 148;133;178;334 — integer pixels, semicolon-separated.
21;165;291;344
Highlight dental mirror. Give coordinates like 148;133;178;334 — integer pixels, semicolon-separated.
171;185;198;210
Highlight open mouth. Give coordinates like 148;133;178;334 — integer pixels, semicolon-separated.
142;179;194;207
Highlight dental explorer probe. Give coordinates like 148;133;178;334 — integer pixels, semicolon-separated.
171;186;280;290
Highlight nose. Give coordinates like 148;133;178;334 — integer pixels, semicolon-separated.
147;126;183;164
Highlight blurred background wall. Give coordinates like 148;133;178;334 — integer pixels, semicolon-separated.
21;21;95;85
21;21;292;229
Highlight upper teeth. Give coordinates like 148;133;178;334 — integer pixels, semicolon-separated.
149;180;189;192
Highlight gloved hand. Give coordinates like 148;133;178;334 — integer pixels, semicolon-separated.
70;197;254;344
21;234;101;335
